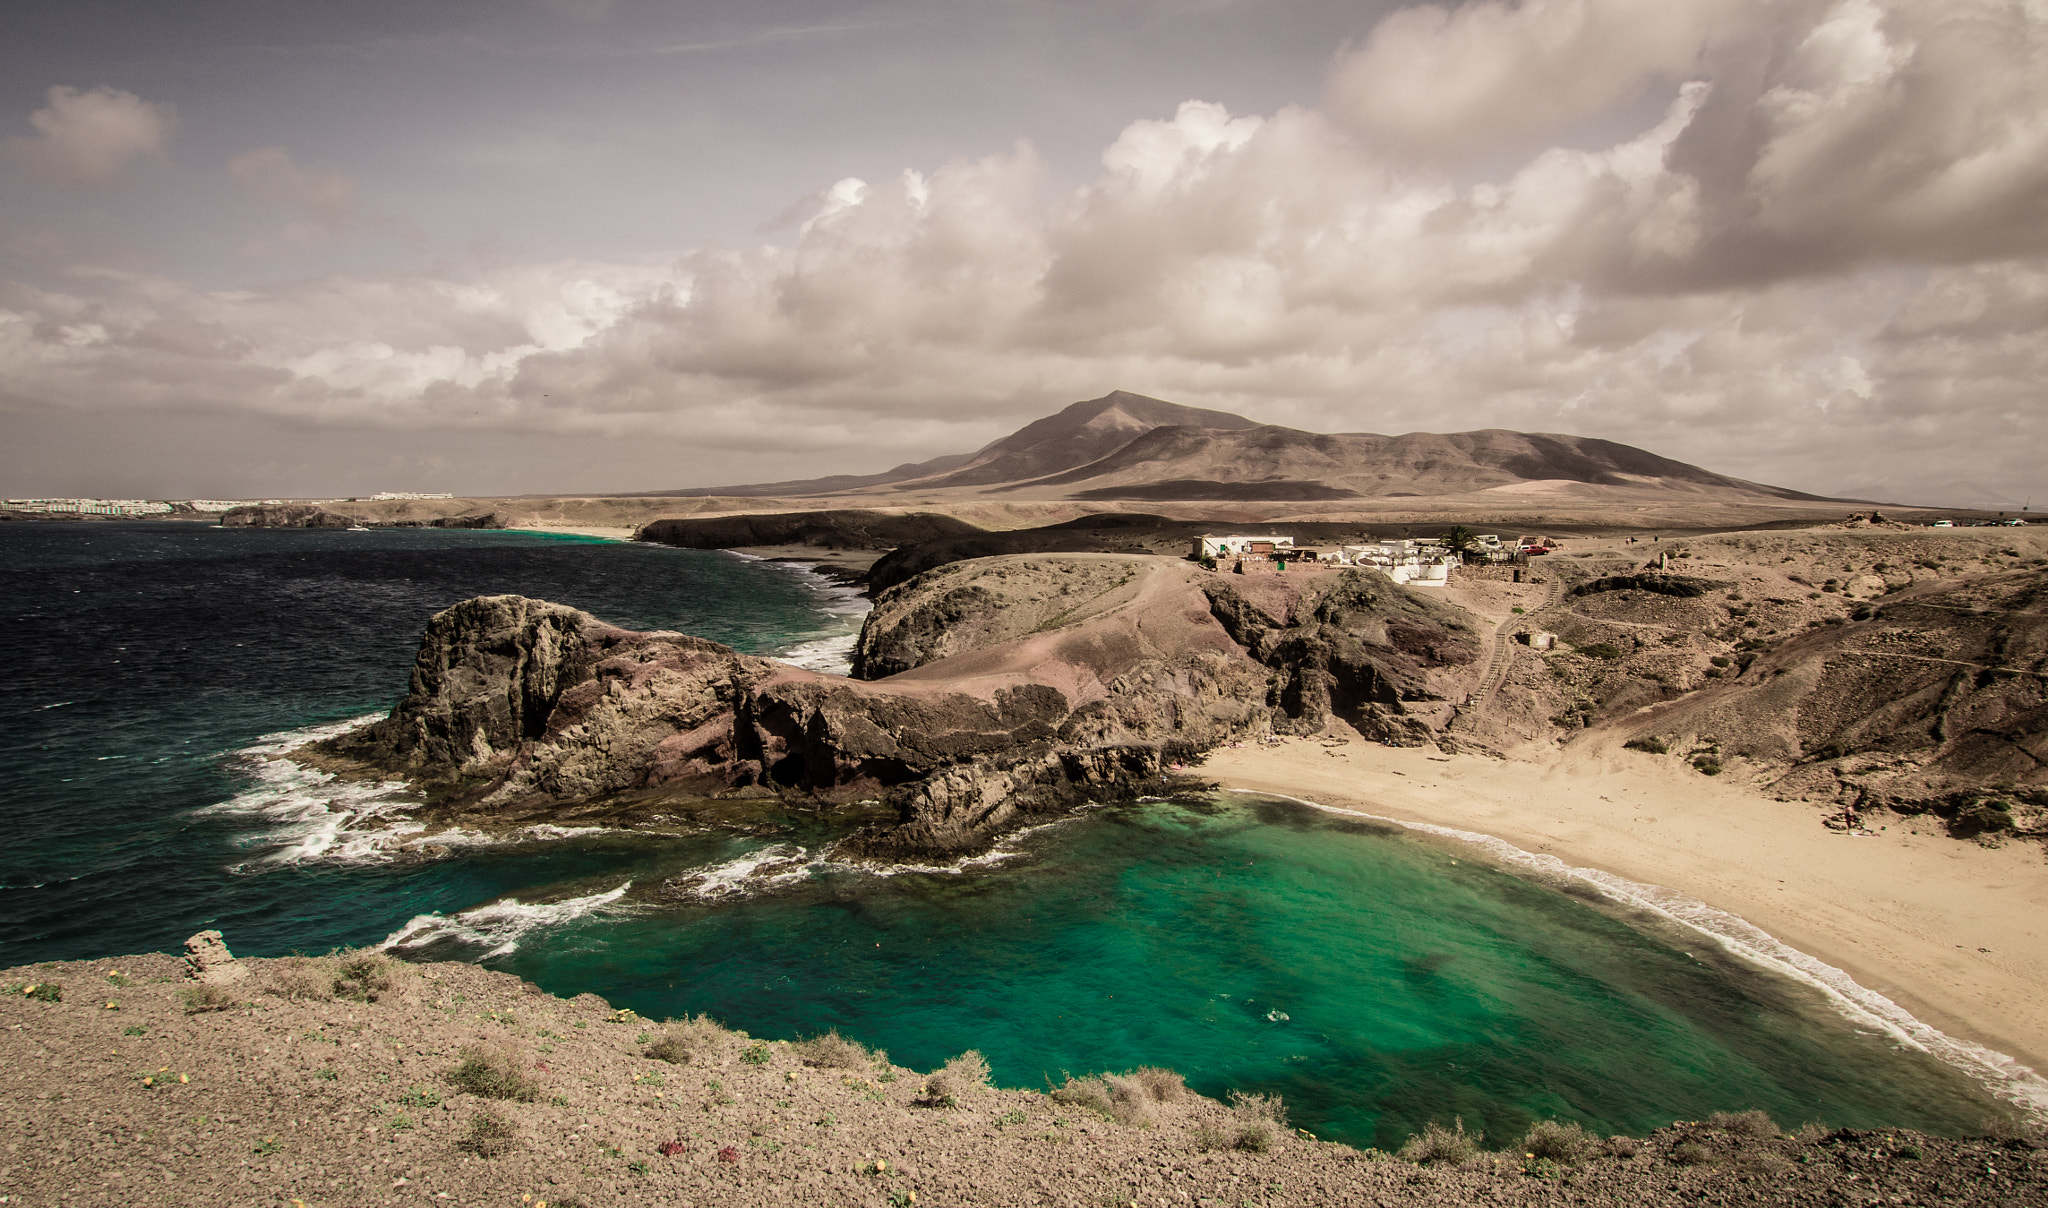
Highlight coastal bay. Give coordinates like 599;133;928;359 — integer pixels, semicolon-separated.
1201;737;2048;1112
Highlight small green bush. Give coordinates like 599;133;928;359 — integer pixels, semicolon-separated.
21;982;61;1003
1624;736;1669;755
458;1107;518;1158
1521;1119;1595;1164
314;1066;338;1081
398;1084;441;1109
331;949;392;1003
122;1025;147;1037
1692;755;1723;776
180;983;235;1014
1399;1117;1482;1165
446;1043;540;1102
738;1042;773;1066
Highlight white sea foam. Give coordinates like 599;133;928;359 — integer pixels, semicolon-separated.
1254;790;2048;1124
720;550;873;676
665;844;819;900
202;714;434;867
380;882;634;958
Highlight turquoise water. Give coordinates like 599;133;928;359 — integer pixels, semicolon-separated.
0;523;2014;1149
397;795;2006;1150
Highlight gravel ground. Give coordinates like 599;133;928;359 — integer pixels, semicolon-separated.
4;947;2044;1207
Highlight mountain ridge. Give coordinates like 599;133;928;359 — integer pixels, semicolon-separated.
651;390;1834;504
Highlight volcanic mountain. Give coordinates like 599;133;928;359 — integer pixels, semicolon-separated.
661;390;1830;504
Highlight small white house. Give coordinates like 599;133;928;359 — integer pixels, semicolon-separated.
1339;540;1451;586
1195;534;1296;560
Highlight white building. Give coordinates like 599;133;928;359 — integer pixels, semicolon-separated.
371;491;454;500
182;500;245;512
5;498;172;516
1338;540;1452;586
1194;534;1296;560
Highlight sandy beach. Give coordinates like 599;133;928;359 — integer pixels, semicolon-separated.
503;523;638;541
1199;736;2048;1117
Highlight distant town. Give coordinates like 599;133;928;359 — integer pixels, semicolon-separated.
3;492;452;516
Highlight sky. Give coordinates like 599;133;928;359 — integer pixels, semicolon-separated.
2;0;2043;507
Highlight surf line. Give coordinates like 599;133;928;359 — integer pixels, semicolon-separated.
1250;789;2048;1124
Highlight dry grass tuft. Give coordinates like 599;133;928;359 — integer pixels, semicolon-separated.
265;956;330;1001
445;1043;540;1102
922;1050;991;1105
179;983;235;1014
644;1015;731;1066
457;1107;518;1157
1705;1109;1779;1140
1521;1119;1596;1164
795;1029;874;1070
1399;1117;1483;1165
1228;1090;1289;1152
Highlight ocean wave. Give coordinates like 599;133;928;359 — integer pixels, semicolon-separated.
1257;791;2048;1124
718;549;873;676
775;632;861;676
202;714;433;867
380;882;634;958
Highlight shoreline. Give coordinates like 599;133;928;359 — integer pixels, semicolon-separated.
1199;738;2048;1120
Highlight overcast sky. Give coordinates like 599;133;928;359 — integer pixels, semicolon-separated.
2;0;2043;507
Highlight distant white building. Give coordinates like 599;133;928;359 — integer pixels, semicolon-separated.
1195;534;1296;560
182;500;245;512
5;498;171;516
371;491;454;500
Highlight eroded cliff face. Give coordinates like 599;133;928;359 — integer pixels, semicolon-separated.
318;557;1491;856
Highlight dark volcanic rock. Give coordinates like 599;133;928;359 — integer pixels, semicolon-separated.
221;503;358;528
636;509;984;554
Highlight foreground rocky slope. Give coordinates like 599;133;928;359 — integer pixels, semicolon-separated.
7;945;2042;1207
309;558;1482;856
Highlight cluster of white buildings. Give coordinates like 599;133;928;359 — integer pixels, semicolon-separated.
4;498;173;516
1193;532;1516;587
370;491;454;500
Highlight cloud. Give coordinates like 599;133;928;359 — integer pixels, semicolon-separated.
4;85;178;184
3;0;2045;507
229;147;360;229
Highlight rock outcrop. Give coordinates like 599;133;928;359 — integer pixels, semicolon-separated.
220;503;504;529
316;557;1490;855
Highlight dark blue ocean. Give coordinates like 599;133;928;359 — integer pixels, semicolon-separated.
0;521;2021;1149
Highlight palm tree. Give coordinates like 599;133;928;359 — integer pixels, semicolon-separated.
1441;525;1477;560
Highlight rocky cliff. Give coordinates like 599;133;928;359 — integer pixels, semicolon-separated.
315;557;1487;856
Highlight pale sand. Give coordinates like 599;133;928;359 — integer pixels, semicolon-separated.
1199;737;2048;1116
503;523;638;541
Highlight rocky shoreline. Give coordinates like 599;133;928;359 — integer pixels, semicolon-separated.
6;940;2042;1207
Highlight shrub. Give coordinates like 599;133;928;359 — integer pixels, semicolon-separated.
446;1043;540;1102
1228;1089;1289;1151
267;957;330;1001
1521;1119;1595;1164
1705;1109;1779;1139
1607;1135;1639;1158
1692;756;1723;776
180;983;235;1014
922;1050;991;1106
458;1107;518;1158
1399;1117;1482;1165
1049;1074;1114;1118
1129;1067;1186;1102
1624;736;1670;755
644;1015;730;1065
1190;1122;1235;1151
738;1042;773;1066
331;949;392;1003
1670;1141;1712;1165
796;1028;873;1069
20;982;60;1003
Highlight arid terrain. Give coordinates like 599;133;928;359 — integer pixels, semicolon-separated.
6;944;2043;1207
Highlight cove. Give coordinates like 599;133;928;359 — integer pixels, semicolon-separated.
446;792;2004;1151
